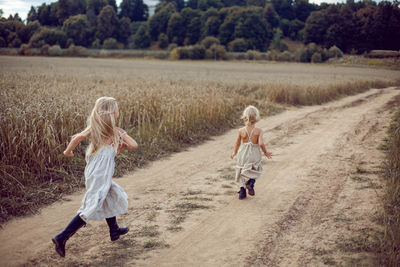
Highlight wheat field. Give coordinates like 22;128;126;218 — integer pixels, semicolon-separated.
0;56;399;223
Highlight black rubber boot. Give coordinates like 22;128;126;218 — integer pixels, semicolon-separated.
238;187;247;199
246;179;255;196
106;217;129;241
52;214;86;257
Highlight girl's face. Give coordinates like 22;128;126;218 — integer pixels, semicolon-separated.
114;110;119;120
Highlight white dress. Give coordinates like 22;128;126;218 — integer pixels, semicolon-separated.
235;127;264;188
77;145;128;223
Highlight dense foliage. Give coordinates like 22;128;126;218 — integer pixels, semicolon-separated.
0;0;399;55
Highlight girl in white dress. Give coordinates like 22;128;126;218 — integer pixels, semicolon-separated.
52;97;138;257
231;106;272;199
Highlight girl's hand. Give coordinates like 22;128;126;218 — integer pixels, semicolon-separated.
63;150;74;157
230;152;236;159
264;151;272;159
117;143;127;155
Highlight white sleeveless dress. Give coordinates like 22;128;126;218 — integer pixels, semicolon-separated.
77;145;128;223
235;127;264;188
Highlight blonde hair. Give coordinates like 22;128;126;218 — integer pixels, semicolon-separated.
80;97;120;155
241;105;260;126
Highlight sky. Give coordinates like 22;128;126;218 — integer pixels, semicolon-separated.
0;0;347;21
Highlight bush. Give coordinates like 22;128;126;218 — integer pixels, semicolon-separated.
168;43;177;51
91;38;101;49
321;48;329;61
65;44;89;57
18;43;30;55
172;45;206;60
102;38;118;49
29;28;67;48
311;52;322;63
170;48;179;60
246;50;262;60
201;36;220;49
228;38;248;52
266;50;278;61
41;44;50;56
0;37;6;47
158;33;169;49
10;37;22;48
206;44;227;60
328;45;343;58
66;38;74;48
48;45;62;56
278;41;289;52
277;51;294;62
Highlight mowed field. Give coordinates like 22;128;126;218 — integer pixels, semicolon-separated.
0;55;399;265
0;56;399;225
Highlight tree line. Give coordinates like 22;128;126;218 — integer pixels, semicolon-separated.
0;0;399;55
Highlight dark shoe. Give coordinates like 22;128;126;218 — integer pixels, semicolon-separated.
52;214;86;257
246;179;255;196
106;217;129;241
238;187;247;200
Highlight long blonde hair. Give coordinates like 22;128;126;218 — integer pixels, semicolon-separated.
241;105;260;126
81;97;120;155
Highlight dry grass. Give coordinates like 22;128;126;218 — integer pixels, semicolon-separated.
381;103;400;266
0;56;399;224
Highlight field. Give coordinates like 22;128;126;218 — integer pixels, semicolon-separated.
0;56;400;266
0;56;399;224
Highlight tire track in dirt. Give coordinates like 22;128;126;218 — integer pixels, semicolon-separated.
0;88;398;266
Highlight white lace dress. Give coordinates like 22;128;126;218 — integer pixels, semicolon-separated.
77;144;128;223
235;127;264;188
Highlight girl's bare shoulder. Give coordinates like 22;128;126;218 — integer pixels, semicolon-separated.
254;127;263;134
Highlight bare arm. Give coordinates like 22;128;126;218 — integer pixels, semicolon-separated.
230;129;242;159
258;129;272;159
63;129;90;157
117;127;138;153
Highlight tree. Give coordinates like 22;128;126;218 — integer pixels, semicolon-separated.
186;17;202;44
294;0;317;22
118;17;131;44
203;16;220;37
27;6;38;22
186;0;198;9
87;0;109;14
155;0;185;13
158;33;169;48
149;3;176;40
167;13;185;45
96;5;119;41
57;0;85;25
198;0;223;11
228;38;248;52
62;14;92;46
247;0;266;7
270;0;295;20
264;4;280;28
133;23;151;48
108;0;118;12
233;10;272;51
17;20;40;44
303;10;327;45
37;4;51;25
119;0;149;21
29;27;67;48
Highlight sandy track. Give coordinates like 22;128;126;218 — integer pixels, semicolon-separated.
0;87;399;266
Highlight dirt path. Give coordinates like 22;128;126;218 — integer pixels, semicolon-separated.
1;87;399;267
